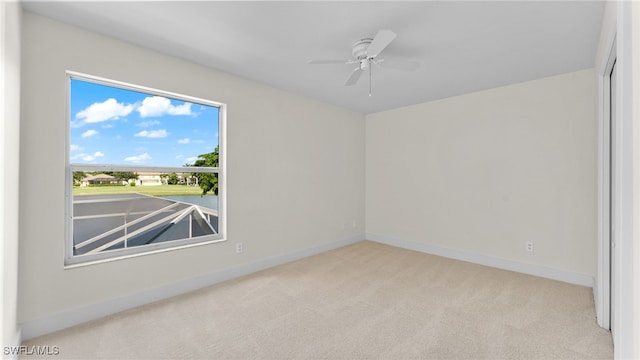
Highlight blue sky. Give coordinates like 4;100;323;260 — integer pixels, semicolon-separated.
70;79;219;167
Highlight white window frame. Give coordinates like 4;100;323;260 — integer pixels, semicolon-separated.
65;71;227;267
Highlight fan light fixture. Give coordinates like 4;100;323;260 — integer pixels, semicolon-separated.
308;29;420;96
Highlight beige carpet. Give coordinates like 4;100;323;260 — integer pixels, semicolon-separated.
22;241;613;359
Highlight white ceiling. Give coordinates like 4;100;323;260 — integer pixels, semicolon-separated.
22;1;605;114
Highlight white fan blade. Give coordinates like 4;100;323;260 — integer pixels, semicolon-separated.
378;58;420;71
344;68;363;86
308;59;354;65
366;29;397;58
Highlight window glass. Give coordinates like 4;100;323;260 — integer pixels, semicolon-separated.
68;74;224;264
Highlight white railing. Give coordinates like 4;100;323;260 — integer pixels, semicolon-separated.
74;198;218;255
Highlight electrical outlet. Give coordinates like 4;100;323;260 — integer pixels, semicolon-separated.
526;242;534;252
236;243;244;253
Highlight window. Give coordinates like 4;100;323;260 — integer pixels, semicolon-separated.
66;72;225;266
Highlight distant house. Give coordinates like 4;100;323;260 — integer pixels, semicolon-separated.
181;173;199;186
136;172;162;186
80;174;117;187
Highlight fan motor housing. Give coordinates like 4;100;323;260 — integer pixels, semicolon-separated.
352;38;373;59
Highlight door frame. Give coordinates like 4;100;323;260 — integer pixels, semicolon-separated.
596;28;616;331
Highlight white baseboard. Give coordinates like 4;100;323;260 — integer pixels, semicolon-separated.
20;234;364;341
366;233;595;288
21;233;592;341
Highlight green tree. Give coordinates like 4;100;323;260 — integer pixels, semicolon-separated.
165;172;179;185
187;146;219;196
72;171;86;185
107;172;139;184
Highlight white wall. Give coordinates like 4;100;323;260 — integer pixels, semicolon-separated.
366;69;597;282
19;12;365;338
1;0;22;353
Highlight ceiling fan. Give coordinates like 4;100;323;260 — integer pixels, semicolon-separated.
308;29;420;96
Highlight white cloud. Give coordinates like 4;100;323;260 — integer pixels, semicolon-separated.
137;120;160;127
70;144;81;152
75;98;134;124
124;152;151;163
102;124;114;129
175;154;183;159
136;96;193;118
177;138;190;144
192;139;205;144
81;129;99;138
169;103;192;116
72;151;104;162
134;129;168;138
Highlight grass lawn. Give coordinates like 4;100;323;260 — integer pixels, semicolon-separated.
73;184;206;197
